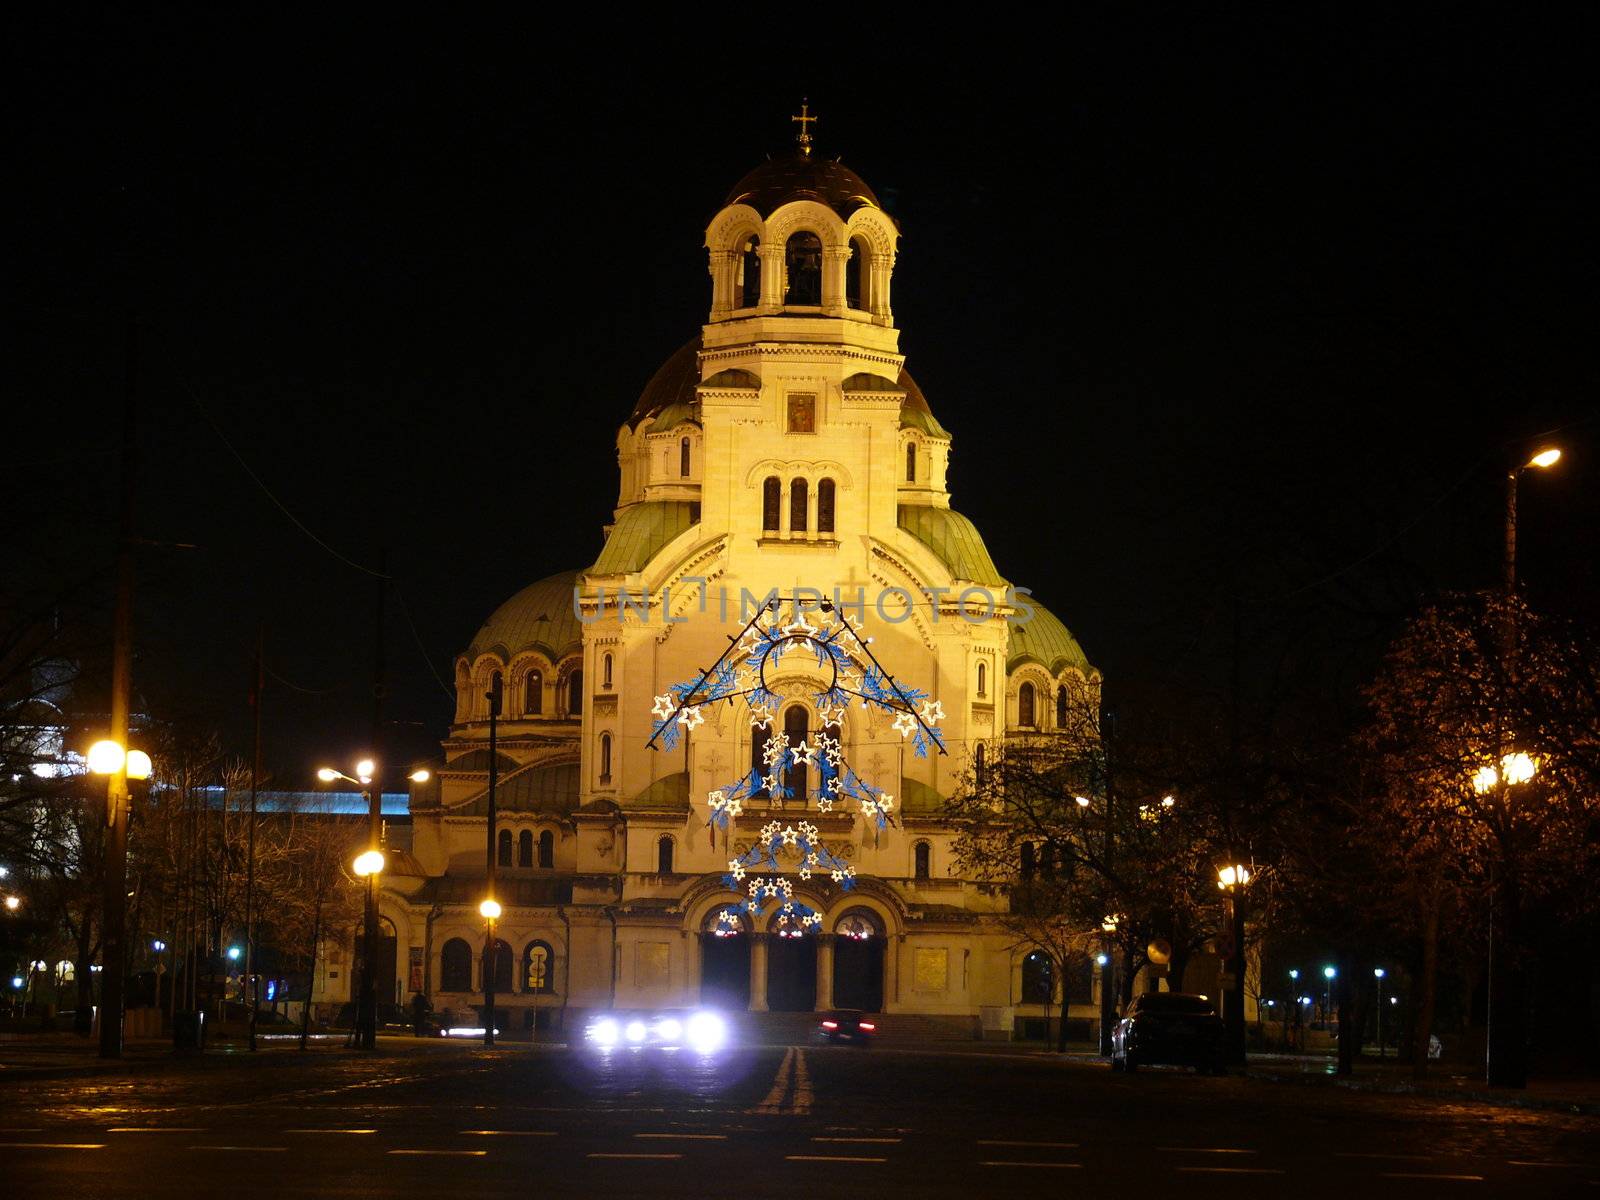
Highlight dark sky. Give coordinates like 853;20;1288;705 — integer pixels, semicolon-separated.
11;13;1597;780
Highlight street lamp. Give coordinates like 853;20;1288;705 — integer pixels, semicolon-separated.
3;896;18;912
1323;965;1336;1029
1374;968;1387;1057
1216;863;1253;1063
479;898;502;1048
88;738;151;1058
320;763;427;1050
1471;751;1540;1088
1504;446;1561;593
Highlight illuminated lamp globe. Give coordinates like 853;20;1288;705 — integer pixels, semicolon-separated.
352;850;385;877
355;759;375;780
479;898;502;921
126;750;152;781
88;740;126;775
317;768;340;783
1528;448;1561;468
409;769;431;783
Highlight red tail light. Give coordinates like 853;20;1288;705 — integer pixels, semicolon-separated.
821;1020;838;1029
859;1022;876;1031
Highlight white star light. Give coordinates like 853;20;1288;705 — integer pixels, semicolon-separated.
791;739;814;766
918;699;945;725
749;703;774;729
729;861;745;880
651;694;676;719
678;705;705;729
817;796;834;813
892;711;919;738
782;618;817;640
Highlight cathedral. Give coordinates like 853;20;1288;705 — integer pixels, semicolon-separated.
379;119;1102;1040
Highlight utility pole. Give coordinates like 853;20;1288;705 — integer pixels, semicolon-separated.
358;552;387;1052
99;316;138;1059
245;626;263;1051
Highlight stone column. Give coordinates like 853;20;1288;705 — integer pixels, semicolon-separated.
749;934;769;1011
815;934;835;1010
821;246;850;315
758;245;785;313
707;250;736;321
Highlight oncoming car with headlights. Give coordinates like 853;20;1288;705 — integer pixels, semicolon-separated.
584;1009;728;1053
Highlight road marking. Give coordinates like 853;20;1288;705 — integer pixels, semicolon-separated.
635;1133;728;1140
812;1136;903;1144
792;1048;812;1114
981;1161;1081;1169
978;1140;1079;1149
284;1128;378;1134
1508;1161;1581;1168
109;1127;207;1133
588;1152;683;1160
748;1047;796;1114
461;1129;558;1136
1337;1152;1434;1161
189;1146;289;1152
1159;1147;1258;1154
786;1154;887;1163
0;1142;105;1150
1177;1167;1286;1175
1380;1173;1484;1182
389;1149;488;1157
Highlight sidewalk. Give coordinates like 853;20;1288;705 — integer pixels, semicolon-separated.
1243;1051;1600;1116
0;1030;350;1083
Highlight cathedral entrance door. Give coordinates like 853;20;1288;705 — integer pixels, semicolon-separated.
766;934;817;1012
832;909;885;1012
700;933;751;1009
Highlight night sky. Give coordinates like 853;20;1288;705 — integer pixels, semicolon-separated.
11;13;1597;780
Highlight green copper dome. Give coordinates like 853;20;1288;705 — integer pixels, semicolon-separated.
465;570;585;663
1007;600;1094;675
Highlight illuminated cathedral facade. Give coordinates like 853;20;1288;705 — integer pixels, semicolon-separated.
377;121;1104;1039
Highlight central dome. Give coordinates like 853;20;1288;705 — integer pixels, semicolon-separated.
724;151;882;219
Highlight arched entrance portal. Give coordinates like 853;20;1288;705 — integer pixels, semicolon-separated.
354;918;400;1006
700;912;751;1009
833;908;885;1012
766;926;817;1012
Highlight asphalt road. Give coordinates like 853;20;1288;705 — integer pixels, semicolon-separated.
1;1039;1595;1197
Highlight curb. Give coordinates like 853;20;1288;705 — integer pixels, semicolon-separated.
1244;1068;1600;1117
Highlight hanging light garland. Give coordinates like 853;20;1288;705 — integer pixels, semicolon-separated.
646;599;946;935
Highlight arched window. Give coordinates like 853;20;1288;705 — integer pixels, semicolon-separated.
751;722;771;799
974;743;986;786
739;235;761;308
784;231;822;305
486;938;514;993
1020;841;1035;879
602;653;613;690
524;670;543;714
817;477;835;534
567;670;583;717
789;478;808;533
1022;951;1054;1005
517;829;533;868
599;733;612;782
657;835;674;875
784;706;809;803
906;442;917;482
497;828;512;868
1056;685;1069;728
913;840;931;880
1018;682;1036;728
538;829;554;869
440;938;472;992
976;661;987;697
847;235;870;310
762;476;781;532
524;941;554;994
680;437;691;477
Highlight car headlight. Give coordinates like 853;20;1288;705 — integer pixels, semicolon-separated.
625;1019;648;1043
655;1017;683;1043
590;1018;619;1047
687;1010;727;1053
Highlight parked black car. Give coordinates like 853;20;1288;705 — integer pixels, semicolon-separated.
815;1010;877;1045
1111;992;1227;1074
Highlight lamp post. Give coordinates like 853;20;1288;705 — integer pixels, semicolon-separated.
1289;969;1301;1048
1504;447;1560;594
1323;965;1336;1030
480;898;502;1048
319;761;429;1051
88;740;151;1057
1216;863;1251;1064
1374;968;1386;1057
1474;751;1539;1088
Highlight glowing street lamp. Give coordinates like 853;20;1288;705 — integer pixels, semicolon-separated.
480;898;502;1048
1216;863;1254;1063
1505;445;1561;593
3;896;18;912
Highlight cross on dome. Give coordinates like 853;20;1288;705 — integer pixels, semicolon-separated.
791;100;818;157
